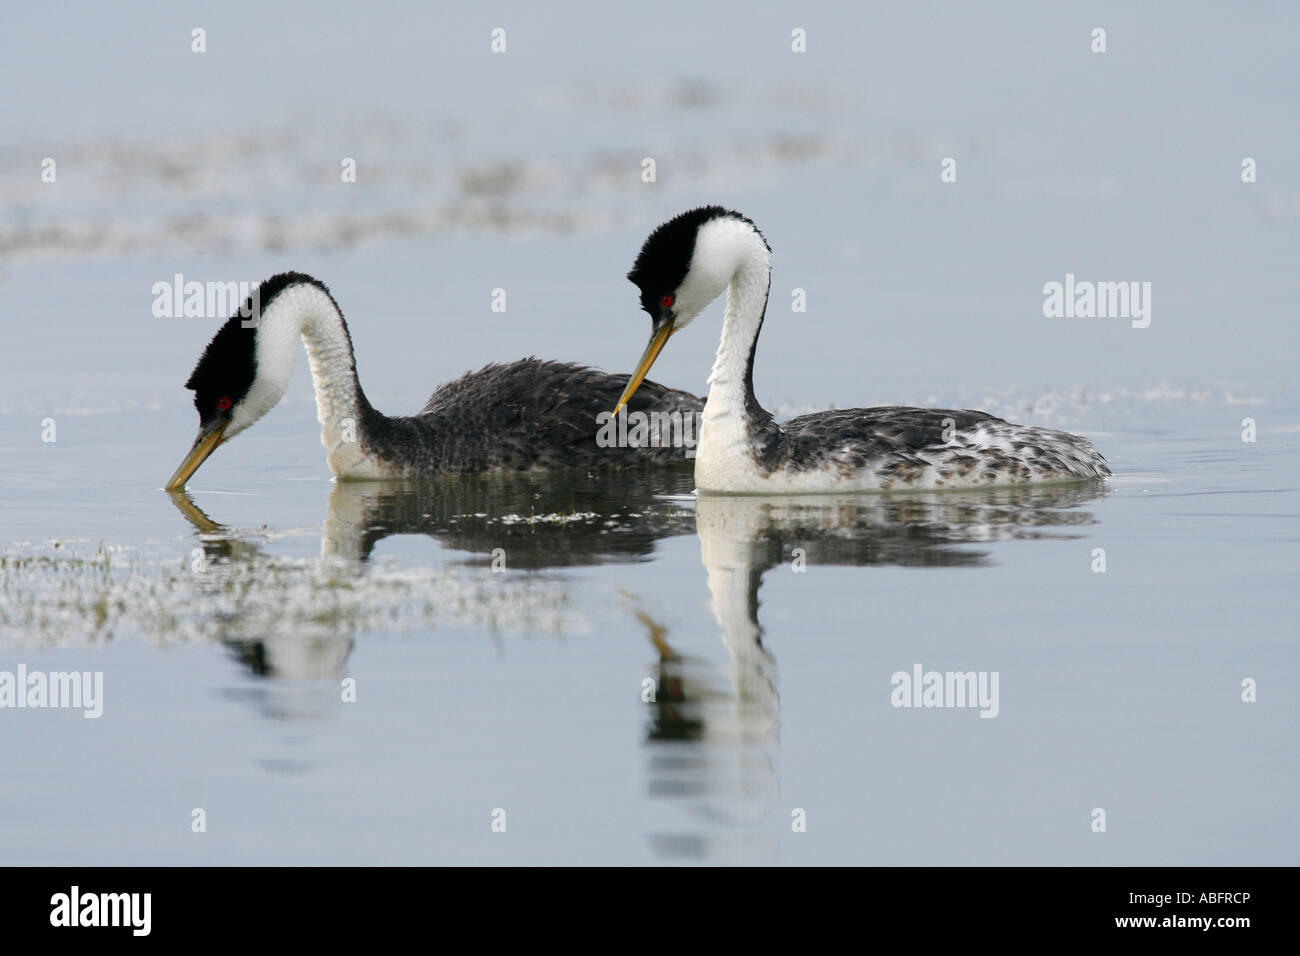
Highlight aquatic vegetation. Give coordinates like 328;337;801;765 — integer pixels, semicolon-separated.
0;540;579;650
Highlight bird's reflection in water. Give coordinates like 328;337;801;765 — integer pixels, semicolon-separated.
642;482;1105;862
170;491;354;730
168;468;698;726
320;468;696;567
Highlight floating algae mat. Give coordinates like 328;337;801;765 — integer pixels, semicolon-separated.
0;537;577;654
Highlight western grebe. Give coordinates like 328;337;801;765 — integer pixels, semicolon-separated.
614;206;1111;493
166;272;701;489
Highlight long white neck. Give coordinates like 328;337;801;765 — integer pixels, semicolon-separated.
700;226;771;425
686;221;772;492
240;283;371;471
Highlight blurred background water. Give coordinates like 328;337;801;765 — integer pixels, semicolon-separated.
0;1;1296;864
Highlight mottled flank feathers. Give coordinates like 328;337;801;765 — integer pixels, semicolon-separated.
358;358;702;474
747;406;1110;490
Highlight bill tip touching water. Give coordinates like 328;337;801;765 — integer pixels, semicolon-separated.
164;271;702;490
616;205;1111;494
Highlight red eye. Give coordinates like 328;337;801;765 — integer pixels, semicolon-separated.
217;396;232;411
660;295;674;309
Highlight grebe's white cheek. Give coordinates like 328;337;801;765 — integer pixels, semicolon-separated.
669;274;730;329
222;418;249;441
224;405;258;440
670;308;701;332
673;268;729;321
226;366;292;438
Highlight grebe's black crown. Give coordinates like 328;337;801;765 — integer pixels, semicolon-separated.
626;206;768;315
182;271;332;425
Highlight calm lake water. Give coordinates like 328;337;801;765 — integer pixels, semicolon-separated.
1;1;1296;865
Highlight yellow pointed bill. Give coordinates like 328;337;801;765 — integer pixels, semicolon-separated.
165;421;228;490
613;323;675;416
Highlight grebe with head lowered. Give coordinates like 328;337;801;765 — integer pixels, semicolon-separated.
166;272;701;489
613;206;1110;493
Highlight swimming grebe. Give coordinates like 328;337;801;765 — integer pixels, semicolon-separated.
166;272;700;489
613;207;1110;493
